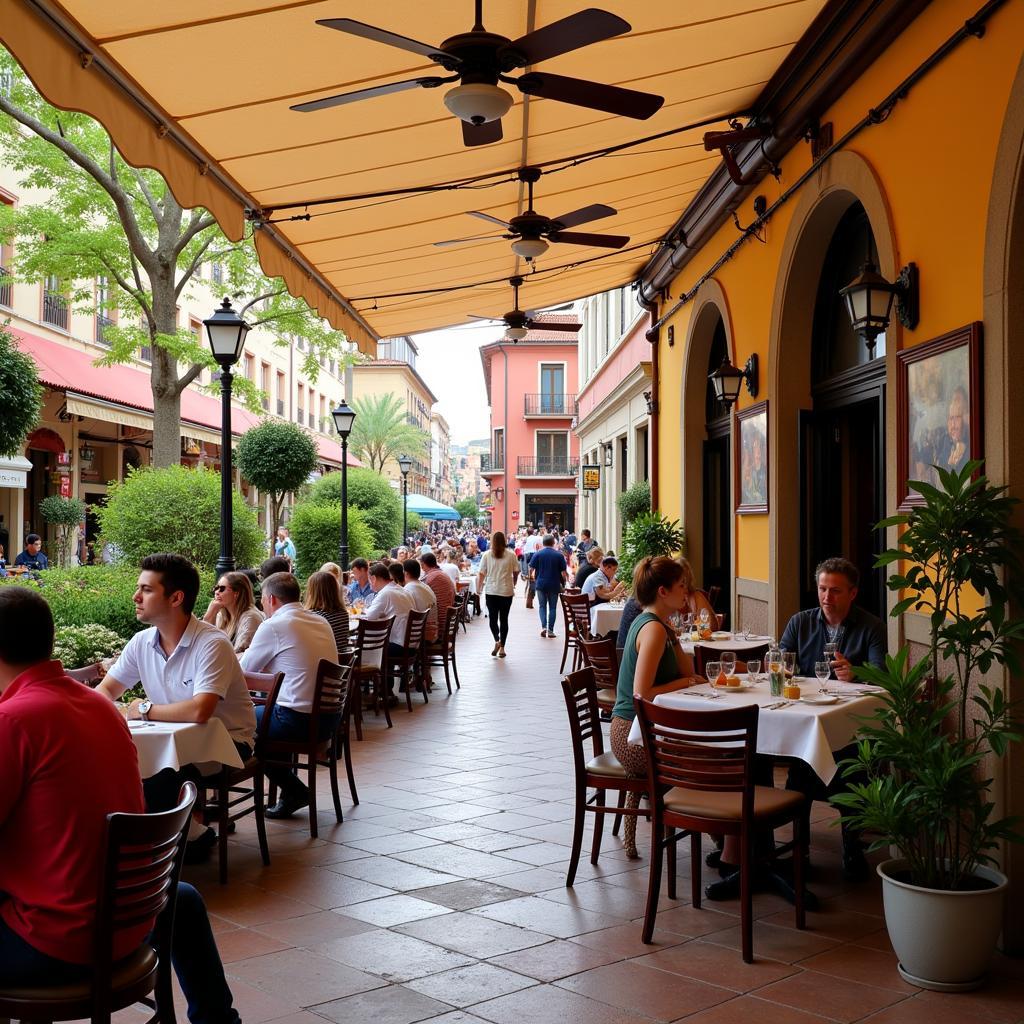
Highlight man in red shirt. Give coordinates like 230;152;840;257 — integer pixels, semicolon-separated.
420;551;456;632
0;587;239;1024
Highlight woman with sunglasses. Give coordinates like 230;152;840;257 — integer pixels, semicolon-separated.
203;571;264;653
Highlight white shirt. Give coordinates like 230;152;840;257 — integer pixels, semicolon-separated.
523;534;542;555
479;549;519;598
405;578;438;639
364;581;415;644
582;569;616;604
240;603;339;713
108;617;255;746
441;562;460;586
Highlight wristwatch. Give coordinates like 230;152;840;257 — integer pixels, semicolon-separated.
138;699;153;721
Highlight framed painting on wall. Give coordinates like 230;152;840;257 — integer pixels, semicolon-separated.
896;322;983;509
735;401;768;514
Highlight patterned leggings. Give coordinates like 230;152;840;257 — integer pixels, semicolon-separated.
610;715;648;852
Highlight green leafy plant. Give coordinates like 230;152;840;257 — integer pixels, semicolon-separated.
288;502;374;578
304;467;402;551
833;461;1024;891
0;321;43;457
618;511;686;588
38;495;87;568
347;393;429;473
52;622;127;669
237;420;320;543
97;465;264;570
455;498;480;521
406;511;424;535
617;480;651;527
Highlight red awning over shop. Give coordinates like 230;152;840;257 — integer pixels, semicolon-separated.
14;328;359;468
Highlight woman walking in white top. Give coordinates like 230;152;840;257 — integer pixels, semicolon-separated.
477;531;519;658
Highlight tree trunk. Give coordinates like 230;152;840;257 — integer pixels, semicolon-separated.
149;260;185;468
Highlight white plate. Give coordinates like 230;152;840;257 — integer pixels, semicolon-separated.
800;693;839;705
710;631;732;641
712;681;756;692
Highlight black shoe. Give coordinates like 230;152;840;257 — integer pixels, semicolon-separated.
183;827;217;864
705;848;723;869
704;874;740;901
265;795;309;820
599;710;613;722
842;845;870;882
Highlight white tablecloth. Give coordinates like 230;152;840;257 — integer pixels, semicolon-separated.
127;719;244;779
590;603;624;636
679;635;774;656
625;679;883;784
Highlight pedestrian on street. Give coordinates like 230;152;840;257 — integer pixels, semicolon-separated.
530;534;568;638
477;531;519;658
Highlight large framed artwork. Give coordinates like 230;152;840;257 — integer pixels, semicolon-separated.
735;401;768;514
896;322;983;509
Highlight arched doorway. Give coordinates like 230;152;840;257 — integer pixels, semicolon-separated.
703;319;732;614
800;202;887;617
25;427;65;538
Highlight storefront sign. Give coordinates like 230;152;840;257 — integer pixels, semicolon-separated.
582;465;601;490
60;474;72;498
0;469;27;488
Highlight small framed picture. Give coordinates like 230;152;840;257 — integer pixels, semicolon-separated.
896;322;983;509
735;401;768;514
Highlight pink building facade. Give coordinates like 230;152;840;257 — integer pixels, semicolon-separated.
479;318;580;537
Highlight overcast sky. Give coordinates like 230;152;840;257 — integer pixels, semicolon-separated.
413;322;501;445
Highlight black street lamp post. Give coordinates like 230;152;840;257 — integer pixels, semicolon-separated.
203;298;250;577
331;400;356;570
398;454;413;544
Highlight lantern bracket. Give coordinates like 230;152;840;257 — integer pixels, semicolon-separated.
895;263;919;331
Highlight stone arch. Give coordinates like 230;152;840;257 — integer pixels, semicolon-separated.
766;150;900;634
680;278;735;599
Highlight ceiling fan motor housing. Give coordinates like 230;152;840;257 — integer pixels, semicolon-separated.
440;32;518;124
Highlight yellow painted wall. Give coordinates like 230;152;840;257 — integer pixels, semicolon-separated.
656;0;1024;585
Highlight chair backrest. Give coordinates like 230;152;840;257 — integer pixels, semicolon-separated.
402;608;429;652
635;699;758;812
692;643;769;677
564;593;593;640
310;658;353;737
67;662;104;685
355;615;394;661
92;781;196;1017
578;635;618;689
560;667;605;768
441;604;460;649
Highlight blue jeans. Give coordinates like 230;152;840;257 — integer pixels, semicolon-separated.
255;703;341;802
0;883;239;1024
535;588;559;632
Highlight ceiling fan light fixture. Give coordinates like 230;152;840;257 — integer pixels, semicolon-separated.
511;237;549;260
443;82;513;125
506;326;529;340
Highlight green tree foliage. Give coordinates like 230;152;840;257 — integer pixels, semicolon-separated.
288;502;373;577
348;393;429;473
618;512;686;591
38;495;87;568
237;420;319;542
97;465;264;570
455;498;480;520
0;48;355;468
617;480;651;526
305;467;402;551
0;322;43;457
406;511;424;535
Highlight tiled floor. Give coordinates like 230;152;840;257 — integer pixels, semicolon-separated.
177;598;1023;1024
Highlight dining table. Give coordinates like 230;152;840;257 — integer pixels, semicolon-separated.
590;601;625;636
125;717;244;779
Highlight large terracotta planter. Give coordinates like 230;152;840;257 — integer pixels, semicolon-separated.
878;858;1008;991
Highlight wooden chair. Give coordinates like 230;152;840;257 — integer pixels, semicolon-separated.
578;635;619;714
559;592;593;673
352;615;395;734
634;699;807;962
390;608;430;712
256;659;356;840
561;668;649;886
692;643;770;678
454;589;470;633
424;605;461;694
66;662;104;685
0;782;196;1024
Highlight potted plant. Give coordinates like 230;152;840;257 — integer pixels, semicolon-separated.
616;511;685;588
833;461;1024;991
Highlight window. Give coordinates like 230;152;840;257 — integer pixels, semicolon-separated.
493;428;505;468
536;431;568;473
297;383;305;423
319;395;327;432
244;352;255;382
0;195;13;308
260;362;270;410
94;276;116;345
42;275;68;330
539;363;565;414
0;69;13;100
210;262;223;285
276;371;285;415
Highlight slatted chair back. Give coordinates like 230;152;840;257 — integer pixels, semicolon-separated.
565;593;593;641
246;670;284;714
442;603;460;651
560;667;605;763
691;643;769;677
402;608;430;652
354;615;394;665
578;635;618;689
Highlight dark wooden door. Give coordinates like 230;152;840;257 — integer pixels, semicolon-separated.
702;427;731;614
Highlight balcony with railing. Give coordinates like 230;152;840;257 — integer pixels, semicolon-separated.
0;266;11;308
524;393;578;417
95;313;115;346
517;456;580;477
43;288;69;331
480;453;504;474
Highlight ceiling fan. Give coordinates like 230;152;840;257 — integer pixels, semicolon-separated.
468;276;581;340
291;2;664;147
435;166;628;260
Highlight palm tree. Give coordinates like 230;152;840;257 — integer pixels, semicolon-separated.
349;393;429;473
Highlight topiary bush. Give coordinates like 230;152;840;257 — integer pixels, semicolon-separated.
98;465;264;570
53;622;127;668
288;502;374;578
617;480;651;527
304;467;402;551
39;495;87;568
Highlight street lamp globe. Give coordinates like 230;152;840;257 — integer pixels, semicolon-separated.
331;400;356;438
204;297;249;366
397;454;413;477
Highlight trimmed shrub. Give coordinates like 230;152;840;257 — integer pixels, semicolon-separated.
39;495;87;568
617;480;651;527
289;502;374;578
53;623;127;669
618;512;686;591
98;465;264;570
305;468;401;551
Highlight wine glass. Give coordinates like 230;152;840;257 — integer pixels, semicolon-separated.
823;641;838;665
746;659;761;684
782;650;796;680
814;660;831;693
706;660;722;686
720;652;737;677
699;606;710;626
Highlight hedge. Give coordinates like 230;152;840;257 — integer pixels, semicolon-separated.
288;502;374;578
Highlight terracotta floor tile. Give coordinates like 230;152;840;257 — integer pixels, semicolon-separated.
346;832;446;855
312;983;455;1024
913;979;1024;1024
397;911;552;958
333;855;463;891
472;894;625;938
856;995;1006;1024
497;842;578;867
672;993;837;1023
253;909;378;945
492;866;567;893
570;922;691;959
202;883;322;927
540;879;682;919
455;832;540;853
338;893;455;926
632;904;740;940
405;963;537;1007
753;970;905;1022
395;845;526;879
314;928;475;982
700;921;840;964
212;926;291;963
488;938;624;981
633;938;798;991
216;977;302;1023
799;945;918;994
757;907;885;944
226;948;385;1006
413;879;528;910
472;983;656;1024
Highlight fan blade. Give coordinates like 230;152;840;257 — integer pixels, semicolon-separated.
316;19;447;60
467;210;513;228
462;118;503;146
466;313;502;321
548;230;629;248
507;9;630;65
550;203;616;230
527;318;581;333
434;234;505;247
291;77;442;113
516;72;663;120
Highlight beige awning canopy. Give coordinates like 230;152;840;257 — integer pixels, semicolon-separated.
1;0;826;344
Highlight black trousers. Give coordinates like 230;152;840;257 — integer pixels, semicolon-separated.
485;594;513;645
143;741;253;814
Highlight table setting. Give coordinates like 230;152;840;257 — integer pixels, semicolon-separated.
123;715;244;778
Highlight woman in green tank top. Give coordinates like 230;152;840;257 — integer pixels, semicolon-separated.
610;556;705;858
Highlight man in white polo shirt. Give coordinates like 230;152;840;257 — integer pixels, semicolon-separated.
240;572;339;819
98;552;256;862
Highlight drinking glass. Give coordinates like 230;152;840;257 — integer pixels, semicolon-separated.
814;660;831;692
823;641;838;664
767;646;784;697
782;650;796;680
720;652;737;676
746;659;761;683
698;606;710;626
706;660;722;685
